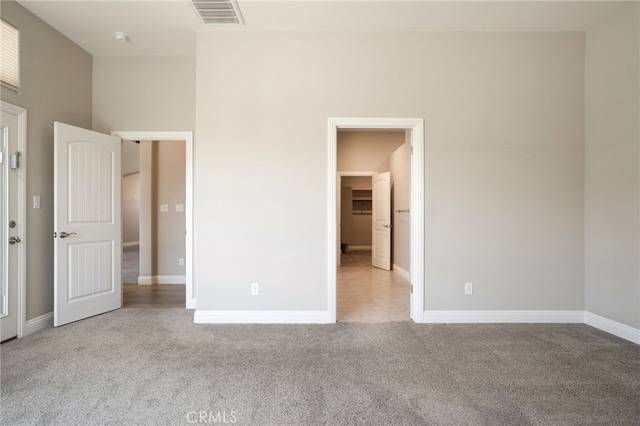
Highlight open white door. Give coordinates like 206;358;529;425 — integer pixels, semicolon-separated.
54;123;122;327
372;172;392;270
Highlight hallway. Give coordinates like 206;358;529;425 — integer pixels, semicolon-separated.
337;251;410;322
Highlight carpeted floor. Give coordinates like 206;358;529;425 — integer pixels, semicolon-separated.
0;308;640;426
1;309;639;425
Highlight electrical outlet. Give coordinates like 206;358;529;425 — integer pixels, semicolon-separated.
251;283;260;296
465;282;473;295
179;258;185;266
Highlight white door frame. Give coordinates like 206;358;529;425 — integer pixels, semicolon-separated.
328;118;425;323
1;101;27;337
111;131;195;309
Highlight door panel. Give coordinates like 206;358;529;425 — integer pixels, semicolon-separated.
0;106;24;341
54;122;122;327
372;172;391;270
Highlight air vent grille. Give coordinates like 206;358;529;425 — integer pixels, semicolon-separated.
191;0;244;26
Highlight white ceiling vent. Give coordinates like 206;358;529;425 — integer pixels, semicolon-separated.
190;0;245;26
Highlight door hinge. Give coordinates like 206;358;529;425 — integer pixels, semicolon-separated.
410;146;413;156
410;284;413;294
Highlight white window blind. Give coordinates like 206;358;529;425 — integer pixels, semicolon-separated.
1;19;19;92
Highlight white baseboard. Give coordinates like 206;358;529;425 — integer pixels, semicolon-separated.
138;275;186;285
123;241;139;248
24;312;53;336
348;246;371;251
393;264;410;281
422;310;584;324
194;310;332;324
584;312;640;345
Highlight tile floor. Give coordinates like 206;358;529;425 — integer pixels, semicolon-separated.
337;250;410;322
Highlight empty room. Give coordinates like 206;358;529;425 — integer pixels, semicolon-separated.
1;1;639;424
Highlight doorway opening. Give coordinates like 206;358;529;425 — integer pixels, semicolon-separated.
112;131;194;309
337;132;410;322
328;118;425;323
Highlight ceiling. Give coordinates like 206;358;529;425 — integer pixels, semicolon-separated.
14;1;626;56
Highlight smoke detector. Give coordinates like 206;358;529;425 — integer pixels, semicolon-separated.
190;0;245;26
114;32;129;42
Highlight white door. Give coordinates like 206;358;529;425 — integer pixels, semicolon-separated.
0;104;25;342
54;123;122;326
372;172;392;270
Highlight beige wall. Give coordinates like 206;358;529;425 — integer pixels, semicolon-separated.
195;31;585;312
1;1;93;320
389;134;411;273
341;176;371;190
154;141;186;276
338;131;405;172
122;173;140;244
585;3;640;328
350;214;372;247
138;140;186;278
92;56;196;133
122;139;140;176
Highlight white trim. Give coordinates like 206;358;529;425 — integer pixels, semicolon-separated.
194;310;331;324
339;171;377;177
122;241;139;248
111;131;195;309
24;312;53;336
393;264;410;281
585;312;640;345
349;246;372;251
137;275;186;285
423;310;585;323
328;117;425;323
1;101;26;338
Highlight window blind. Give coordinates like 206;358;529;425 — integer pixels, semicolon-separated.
1;19;19;92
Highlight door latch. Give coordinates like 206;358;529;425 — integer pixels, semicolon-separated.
9;236;21;245
10;151;21;170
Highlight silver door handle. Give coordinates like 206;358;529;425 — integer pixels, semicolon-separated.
8;236;21;245
59;232;77;239
383;224;392;228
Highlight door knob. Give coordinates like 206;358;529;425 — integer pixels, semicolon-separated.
9;220;16;229
9;236;21;245
59;232;77;239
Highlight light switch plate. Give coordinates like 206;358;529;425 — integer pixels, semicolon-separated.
33;195;41;209
176;204;184;213
160;204;169;213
